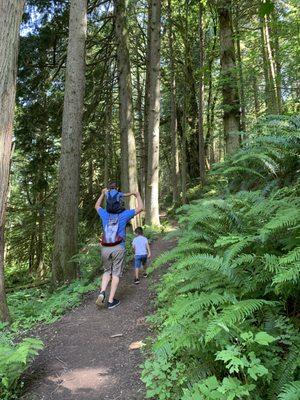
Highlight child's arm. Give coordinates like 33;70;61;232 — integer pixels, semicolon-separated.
123;192;135;197
146;242;151;258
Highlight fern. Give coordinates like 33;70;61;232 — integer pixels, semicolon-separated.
143;116;300;400
278;381;300;400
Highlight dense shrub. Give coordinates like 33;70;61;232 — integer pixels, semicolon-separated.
142;116;300;400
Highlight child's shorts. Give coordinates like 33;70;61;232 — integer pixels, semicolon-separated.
134;255;147;269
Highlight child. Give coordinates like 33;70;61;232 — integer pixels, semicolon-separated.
132;227;151;284
106;182;134;214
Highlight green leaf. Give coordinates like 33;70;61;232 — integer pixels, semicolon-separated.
254;331;276;346
259;0;275;17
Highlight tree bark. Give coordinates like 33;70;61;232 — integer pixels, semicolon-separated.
0;0;24;322
263;15;279;114
198;2;206;184
205;20;218;167
52;0;87;284
181;102;187;205
136;64;146;201
145;0;161;226
217;0;240;155
114;0;140;228
234;3;246;132
252;74;260;119
260;15;277;114
104;81;113;187
143;0;152;201
167;0;180;203
271;10;282;113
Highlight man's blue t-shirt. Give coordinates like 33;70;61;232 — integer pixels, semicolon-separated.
97;208;135;248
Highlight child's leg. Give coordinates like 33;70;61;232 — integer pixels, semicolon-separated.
134;256;142;281
142;256;148;276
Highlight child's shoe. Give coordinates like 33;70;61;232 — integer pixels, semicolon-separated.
134;278;140;284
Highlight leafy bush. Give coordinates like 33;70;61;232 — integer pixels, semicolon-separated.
7;279;99;332
71;241;102;281
143;116;300;400
0;338;43;399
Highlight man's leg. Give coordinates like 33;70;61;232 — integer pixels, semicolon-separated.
108;246;125;304
96;247;112;307
101;271;111;292
108;275;119;303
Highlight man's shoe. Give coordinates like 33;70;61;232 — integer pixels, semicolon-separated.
143;273;148;278
107;299;120;309
134;278;140;284
96;291;106;308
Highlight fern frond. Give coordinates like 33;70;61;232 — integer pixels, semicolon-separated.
205;299;273;343
278;381;300;400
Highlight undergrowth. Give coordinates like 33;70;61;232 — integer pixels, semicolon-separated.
0;277;99;399
1;224;166;398
142;115;300;400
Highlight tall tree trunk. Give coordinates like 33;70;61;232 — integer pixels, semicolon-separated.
52;0;87;284
104;81;113;187
143;0;152;201
145;0;161;226
217;0;240;155
271;10;282;113
0;0;24;322
198;2;206;184
260;15;277;114
136;64;146;201
114;0;139;228
167;0;179;203
252;74;260;119
35;192;45;278
181;102;188;205
260;21;271;113
234;3;246;132
263;15;279;113
205;20;218;167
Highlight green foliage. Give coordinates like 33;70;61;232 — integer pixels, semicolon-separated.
0;338;43;399
278;381;300;400
0;278;99;398
70;241;102;281
6;279;99;333
143;117;300;400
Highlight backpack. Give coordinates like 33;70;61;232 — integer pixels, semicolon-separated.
101;214;123;247
106;189;125;214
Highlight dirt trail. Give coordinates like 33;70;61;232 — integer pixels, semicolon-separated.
21;238;175;400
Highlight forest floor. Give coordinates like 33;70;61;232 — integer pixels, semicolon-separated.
20;237;175;400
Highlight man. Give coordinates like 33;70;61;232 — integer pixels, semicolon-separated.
94;186;144;309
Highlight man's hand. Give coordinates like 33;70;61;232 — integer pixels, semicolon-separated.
147;253;151;259
95;189;107;210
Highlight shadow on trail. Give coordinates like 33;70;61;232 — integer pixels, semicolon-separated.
21;239;176;400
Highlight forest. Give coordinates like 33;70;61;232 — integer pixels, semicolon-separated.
0;0;299;399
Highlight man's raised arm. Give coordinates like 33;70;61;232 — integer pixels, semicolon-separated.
95;188;107;211
134;192;144;215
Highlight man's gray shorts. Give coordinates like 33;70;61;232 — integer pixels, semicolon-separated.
101;244;126;277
